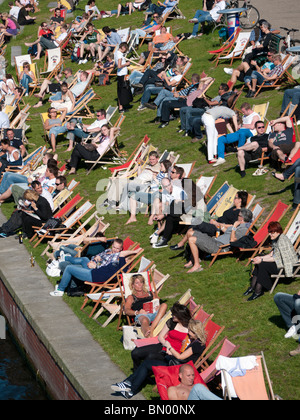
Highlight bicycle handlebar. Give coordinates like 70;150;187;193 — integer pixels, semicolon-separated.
280;27;299;33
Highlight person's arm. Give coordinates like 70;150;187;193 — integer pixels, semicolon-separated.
119;247;143;257
270;116;293;129
252;251;275;265
165;343;193;360
157;323;171;346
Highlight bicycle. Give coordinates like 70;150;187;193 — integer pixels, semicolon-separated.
228;0;260;30
279;27;300;54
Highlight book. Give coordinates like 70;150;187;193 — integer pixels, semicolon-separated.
143;298;159;314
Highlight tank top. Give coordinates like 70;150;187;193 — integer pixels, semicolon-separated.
131;292;153;311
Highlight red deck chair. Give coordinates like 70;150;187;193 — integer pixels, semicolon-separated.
193;319;225;369
197;338;240;383
236;200;290;265
208;27;241;66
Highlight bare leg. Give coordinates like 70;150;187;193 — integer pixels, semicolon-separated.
148;303;168;337
187;235;202;273
125;197;138;224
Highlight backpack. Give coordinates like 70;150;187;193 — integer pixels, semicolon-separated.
71;44;80;62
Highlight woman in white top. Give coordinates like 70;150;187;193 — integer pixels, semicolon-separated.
68;125;120;174
114;42;132;113
0;138;22;176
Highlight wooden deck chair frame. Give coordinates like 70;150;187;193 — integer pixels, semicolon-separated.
31;198;94;248
80;246;144;320
65;88;96;121
269;203;300;293
216;31;251;66
236;200;290;265
90;257;155;326
209;27;241;66
193;319;225;369
109;134;151;176
208;202;265;268
196;175;217;201
254;54;298;98
198;337;240;384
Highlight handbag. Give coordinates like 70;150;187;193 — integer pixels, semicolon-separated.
122;326;138;350
83;142;97;152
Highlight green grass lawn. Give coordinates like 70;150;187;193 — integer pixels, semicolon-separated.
1;0;300;400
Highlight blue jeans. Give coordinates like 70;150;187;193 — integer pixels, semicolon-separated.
217;129;253;159
154;90;175;117
141;85;164;105
283;158;300;205
21;74;33;94
180;107;205;132
0;172;28;194
58;257;92;291
188;384;222;400
244;71;271;87
125;358;168;395
189;116;203;139
49;123;69;139
192;10;213;35
274;292;300;342
280;87;300;114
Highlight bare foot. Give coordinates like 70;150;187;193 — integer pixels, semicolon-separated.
69;168;76;175
125;217;137;225
184;262;193;268
187;265;203;273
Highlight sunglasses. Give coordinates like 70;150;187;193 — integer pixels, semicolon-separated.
55;183;61;186
257;126;265;129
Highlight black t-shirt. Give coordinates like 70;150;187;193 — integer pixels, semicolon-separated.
250;133;269;148
217;207;240;225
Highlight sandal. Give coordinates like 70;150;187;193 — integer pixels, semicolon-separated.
272;172;285;182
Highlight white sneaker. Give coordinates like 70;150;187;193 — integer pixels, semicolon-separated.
187;34;196;40
224;67;233;75
50;285;64;297
150;233;159;244
213;157;226;167
284;325;297;338
82;58;88;64
137;104;146;111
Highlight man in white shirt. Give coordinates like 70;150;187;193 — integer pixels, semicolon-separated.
8;1;20;20
188;0;226;38
66;109;108;145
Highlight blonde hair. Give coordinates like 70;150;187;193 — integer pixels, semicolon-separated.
129;274;148;295
188;319;207;345
23;189;39;202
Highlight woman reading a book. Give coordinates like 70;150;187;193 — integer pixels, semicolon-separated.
124;274;167;337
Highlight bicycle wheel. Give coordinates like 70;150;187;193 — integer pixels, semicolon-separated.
239;5;260;30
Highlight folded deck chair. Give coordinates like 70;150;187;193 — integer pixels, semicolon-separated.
65;88;96;121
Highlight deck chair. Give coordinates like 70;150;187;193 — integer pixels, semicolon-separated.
254;54;298;97
198;338;240;384
269;203;300;293
208;202;265;268
40;47;63;78
236;200;290;265
206;181;230;214
217;352;275;400
65;88;96;121
108;135;151;175
208;27;241;66
252;102;269;121
14;54;32;80
216;31;251;66
212;185;238;219
106;105;118;126
153;361;206;401
175;161;195;178
31;198;94;248
196;175;217;200
85;127;124;175
193;319;225;369
80;245;144;320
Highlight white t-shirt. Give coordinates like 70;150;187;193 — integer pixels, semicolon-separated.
242;111;260;135
88;118;108;130
9;6;20;20
114;50;128;77
210;1;226;21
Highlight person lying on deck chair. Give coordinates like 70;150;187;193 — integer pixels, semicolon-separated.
50;238;142;296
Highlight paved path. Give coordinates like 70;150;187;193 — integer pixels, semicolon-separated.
245;0;300;33
0;210;144;400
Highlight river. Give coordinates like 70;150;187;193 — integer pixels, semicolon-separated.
0;326;48;400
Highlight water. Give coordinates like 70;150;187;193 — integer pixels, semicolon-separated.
0;328;48;400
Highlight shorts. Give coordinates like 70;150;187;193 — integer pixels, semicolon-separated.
135;311;158;324
244;147;262;163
